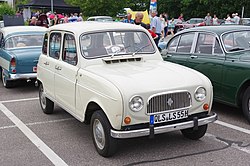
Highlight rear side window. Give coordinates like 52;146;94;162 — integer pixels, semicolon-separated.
62;34;77;66
176;33;195;53
49;32;61;59
42;33;48;55
168;36;180;52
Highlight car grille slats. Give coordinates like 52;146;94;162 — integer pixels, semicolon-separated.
147;91;191;114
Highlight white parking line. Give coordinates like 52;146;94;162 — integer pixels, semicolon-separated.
0;103;68;166
215;120;250;135
0;97;39;103
0;118;74;130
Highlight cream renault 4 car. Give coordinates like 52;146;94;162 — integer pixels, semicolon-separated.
37;22;217;157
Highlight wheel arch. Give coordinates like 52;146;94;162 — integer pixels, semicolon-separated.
84;101;105;125
237;79;250;107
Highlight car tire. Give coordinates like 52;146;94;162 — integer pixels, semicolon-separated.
242;87;250;123
39;83;54;114
91;110;118;157
1;69;13;88
181;124;208;140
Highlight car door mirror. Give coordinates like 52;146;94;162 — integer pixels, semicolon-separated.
161;49;168;56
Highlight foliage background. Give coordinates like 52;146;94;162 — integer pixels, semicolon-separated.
15;0;250;20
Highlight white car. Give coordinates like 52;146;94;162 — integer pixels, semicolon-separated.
37;22;217;157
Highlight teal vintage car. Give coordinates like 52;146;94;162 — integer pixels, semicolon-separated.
0;26;46;88
161;25;250;123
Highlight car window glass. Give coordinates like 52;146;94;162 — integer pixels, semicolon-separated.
168;36;179;52
62;34;77;66
0;33;3;48
214;39;223;54
42;33;48;55
80;31;155;58
177;33;194;53
49;32;61;59
4;35;44;49
222;31;250;52
195;33;214;54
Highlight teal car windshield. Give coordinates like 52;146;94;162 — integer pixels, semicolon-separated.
80;31;155;59
5;34;44;49
222;30;250;52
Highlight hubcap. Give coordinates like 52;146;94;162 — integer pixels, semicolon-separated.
93;119;105;150
39;85;46;109
248;98;250;113
2;70;6;87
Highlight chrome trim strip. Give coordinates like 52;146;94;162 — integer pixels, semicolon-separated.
9;73;37;80
111;112;217;139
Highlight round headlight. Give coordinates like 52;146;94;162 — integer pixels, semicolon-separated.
194;87;206;101
129;96;144;112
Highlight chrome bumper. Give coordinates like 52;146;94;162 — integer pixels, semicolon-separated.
111;112;217;139
9;73;37;80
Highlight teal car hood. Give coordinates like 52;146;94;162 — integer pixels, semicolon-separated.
6;47;42;65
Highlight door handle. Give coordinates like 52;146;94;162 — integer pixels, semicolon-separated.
167;54;172;57
55;66;62;70
44;61;49;65
190;55;198;59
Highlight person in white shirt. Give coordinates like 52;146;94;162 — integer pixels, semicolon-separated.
212;14;219;25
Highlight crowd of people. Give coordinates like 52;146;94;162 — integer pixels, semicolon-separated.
27;10;84;27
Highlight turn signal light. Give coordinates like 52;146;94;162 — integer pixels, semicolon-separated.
203;104;209;110
124;117;131;124
10;58;16;67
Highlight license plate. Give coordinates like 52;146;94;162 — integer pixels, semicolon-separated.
150;109;188;124
33;66;37;72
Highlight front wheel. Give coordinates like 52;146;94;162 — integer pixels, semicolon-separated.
181;124;208;140
91;110;118;157
242;87;250;123
39;83;54;114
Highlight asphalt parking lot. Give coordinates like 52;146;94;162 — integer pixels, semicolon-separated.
0;82;250;166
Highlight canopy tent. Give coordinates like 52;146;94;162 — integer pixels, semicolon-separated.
18;0;80;14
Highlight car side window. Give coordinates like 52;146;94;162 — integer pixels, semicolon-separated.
168;36;180;52
42;33;48;55
195;33;214;54
49;32;61;59
176;33;194;53
214;39;223;54
0;33;3;48
62;34;77;66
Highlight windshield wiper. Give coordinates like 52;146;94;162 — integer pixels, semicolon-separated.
132;44;151;56
228;47;245;52
110;45;131;58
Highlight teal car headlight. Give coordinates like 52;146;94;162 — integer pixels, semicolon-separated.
129;96;144;112
194;87;206;101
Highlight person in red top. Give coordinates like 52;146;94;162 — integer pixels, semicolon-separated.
178;13;184;22
146;24;158;40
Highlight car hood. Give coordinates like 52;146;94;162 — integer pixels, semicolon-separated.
85;60;209;96
6;47;42;65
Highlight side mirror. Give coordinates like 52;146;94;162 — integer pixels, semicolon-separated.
161;49;168;56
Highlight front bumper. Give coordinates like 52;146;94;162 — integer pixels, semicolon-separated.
111;112;217;139
9;73;37;80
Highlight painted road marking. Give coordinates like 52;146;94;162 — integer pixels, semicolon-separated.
0;118;74;130
0;97;39;103
0;103;68;166
215;120;250;135
206;133;250;154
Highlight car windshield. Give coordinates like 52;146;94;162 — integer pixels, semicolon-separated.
80;31;155;58
96;18;113;22
189;19;203;24
222;30;250;52
5;34;44;49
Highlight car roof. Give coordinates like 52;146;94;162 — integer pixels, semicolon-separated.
48;21;147;34
180;25;250;35
87;16;112;19
1;26;47;36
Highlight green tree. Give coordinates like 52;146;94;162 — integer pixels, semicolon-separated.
0;3;15;20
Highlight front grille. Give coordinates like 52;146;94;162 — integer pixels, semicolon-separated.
147;91;192;114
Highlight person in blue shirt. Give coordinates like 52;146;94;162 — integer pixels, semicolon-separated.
123;13;134;24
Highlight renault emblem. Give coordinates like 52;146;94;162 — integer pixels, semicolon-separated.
167;98;174;107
